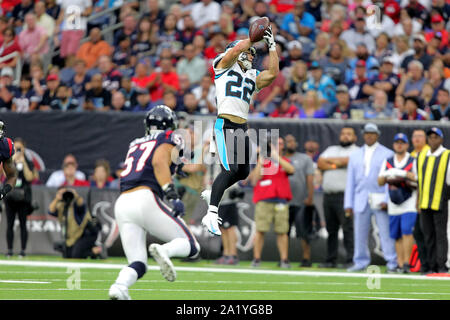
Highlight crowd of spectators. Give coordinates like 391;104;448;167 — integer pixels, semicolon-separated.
0;0;447;120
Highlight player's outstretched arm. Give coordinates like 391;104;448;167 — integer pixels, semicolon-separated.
256;26;279;90
216;39;254;70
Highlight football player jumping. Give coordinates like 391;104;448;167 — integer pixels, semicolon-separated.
201;25;279;236
109;106;200;300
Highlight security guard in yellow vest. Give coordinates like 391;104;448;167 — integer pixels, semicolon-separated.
48;188;101;258
410;128;430;273
416;127;450;273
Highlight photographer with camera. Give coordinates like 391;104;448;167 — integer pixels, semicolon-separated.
4;138;37;258
48;187;102;259
248;136;295;268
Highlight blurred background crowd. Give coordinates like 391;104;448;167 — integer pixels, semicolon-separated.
0;0;447;120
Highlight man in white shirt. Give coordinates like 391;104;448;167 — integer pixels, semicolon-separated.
46;154;86;187
190;0;221;30
378;133;418;273
318;127;359;268
340;17;376;53
57;0;92;58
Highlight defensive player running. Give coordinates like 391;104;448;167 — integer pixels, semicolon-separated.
201;25;279;236
109;106;200;300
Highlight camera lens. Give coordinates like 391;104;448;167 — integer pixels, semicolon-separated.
62;191;74;203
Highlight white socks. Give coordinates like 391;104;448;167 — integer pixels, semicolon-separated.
115;266;138;288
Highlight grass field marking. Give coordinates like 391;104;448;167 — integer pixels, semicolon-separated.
1;260;450;281
0;288;449;297
5;278;450;288
349;296;429;300
0;280;51;284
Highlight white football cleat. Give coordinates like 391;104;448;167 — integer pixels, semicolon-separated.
201;189;211;204
149;243;176;282
109;283;131;300
201;211;222;236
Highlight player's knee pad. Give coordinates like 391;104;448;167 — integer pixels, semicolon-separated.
128;261;147;279
188;239;200;259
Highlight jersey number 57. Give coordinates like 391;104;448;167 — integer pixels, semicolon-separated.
121;141;157;177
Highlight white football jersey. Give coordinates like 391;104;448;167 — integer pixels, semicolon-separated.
213;53;260;120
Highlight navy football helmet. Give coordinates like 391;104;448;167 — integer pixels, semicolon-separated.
144;105;178;134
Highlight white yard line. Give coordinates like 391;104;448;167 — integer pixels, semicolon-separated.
1;260;450;281
0;288;447;297
0;280;51;284
349;296;430;300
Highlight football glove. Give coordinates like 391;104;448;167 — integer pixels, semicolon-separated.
163;183;179;201
162;183;185;217
263;25;276;51
171;199;185;218
0;184;12;200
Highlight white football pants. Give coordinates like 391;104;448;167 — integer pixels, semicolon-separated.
114;188;199;264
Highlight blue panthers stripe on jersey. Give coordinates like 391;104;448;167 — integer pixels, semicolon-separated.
214;118;230;171
214;72;227;79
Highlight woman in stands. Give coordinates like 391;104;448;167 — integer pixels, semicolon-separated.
0;27;21;69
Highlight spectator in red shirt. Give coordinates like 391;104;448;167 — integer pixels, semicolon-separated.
425;14;448;51
131;62;152;90
204;32;226;60
270;98;300;118
1;0;21;14
320;4;349;33
147;58;180;102
0;27;21;69
269;0;297;14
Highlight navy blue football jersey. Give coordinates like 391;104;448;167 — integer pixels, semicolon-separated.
120;130;183;198
0;137;14;163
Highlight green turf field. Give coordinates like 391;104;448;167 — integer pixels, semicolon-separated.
0;255;450;300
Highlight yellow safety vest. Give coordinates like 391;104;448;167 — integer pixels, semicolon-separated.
417;148;450;211
411;145;430;159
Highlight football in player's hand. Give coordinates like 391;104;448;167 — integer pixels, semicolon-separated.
249;17;270;42
386;176;406;186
